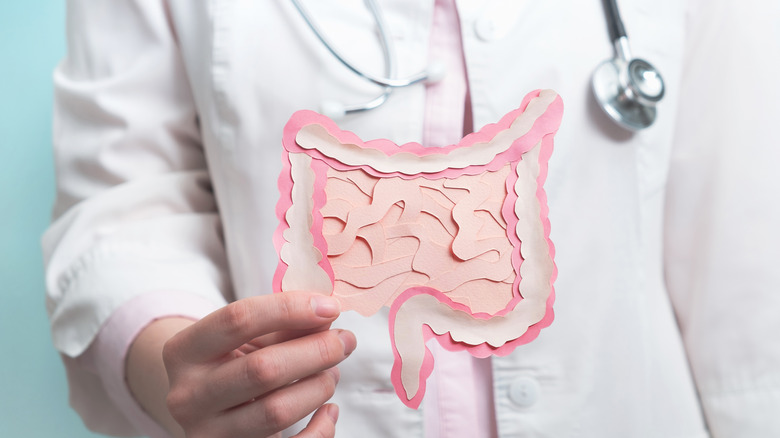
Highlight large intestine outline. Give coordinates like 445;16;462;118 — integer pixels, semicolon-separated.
273;89;563;408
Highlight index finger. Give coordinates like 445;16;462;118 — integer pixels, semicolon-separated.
172;292;341;364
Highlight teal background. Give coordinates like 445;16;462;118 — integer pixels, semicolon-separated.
0;3;107;437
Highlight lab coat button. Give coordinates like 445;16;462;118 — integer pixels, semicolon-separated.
508;376;540;408
475;17;499;41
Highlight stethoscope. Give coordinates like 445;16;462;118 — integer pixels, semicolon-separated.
290;0;445;119
592;0;665;130
292;0;665;131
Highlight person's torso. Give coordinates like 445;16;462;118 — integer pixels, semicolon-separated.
165;1;707;436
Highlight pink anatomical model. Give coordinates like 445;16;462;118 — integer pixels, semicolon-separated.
274;89;563;408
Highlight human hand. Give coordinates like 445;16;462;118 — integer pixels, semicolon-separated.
161;292;356;438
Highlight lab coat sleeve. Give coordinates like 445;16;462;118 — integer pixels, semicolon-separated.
665;0;780;436
42;0;231;435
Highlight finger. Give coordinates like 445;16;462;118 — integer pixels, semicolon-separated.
213;367;341;437
292;404;338;438
171;292;342;363
238;322;334;354
203;329;355;411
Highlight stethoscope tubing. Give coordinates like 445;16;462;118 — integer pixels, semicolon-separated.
603;0;627;42
294;0;664;129
291;0;426;89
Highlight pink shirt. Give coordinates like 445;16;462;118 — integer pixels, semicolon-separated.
421;0;496;437
82;1;497;436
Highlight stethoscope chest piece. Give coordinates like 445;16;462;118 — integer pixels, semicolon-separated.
593;0;665;131
592;56;664;131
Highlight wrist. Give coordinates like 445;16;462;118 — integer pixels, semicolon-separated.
126;317;195;438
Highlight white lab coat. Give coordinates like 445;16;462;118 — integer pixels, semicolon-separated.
44;0;780;437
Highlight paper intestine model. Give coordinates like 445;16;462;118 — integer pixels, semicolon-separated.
273;89;563;408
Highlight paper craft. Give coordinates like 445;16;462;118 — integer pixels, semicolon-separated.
273;89;563;408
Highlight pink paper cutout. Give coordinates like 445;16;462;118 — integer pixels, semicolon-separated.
273;89;563;408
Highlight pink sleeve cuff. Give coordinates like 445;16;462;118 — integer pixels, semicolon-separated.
78;291;221;438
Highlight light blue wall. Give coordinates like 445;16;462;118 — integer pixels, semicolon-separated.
0;3;107;437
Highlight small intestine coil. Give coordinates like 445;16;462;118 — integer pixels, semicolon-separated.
274;89;563;408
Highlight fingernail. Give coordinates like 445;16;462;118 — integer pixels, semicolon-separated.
337;330;357;355
311;295;341;318
326;403;339;423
